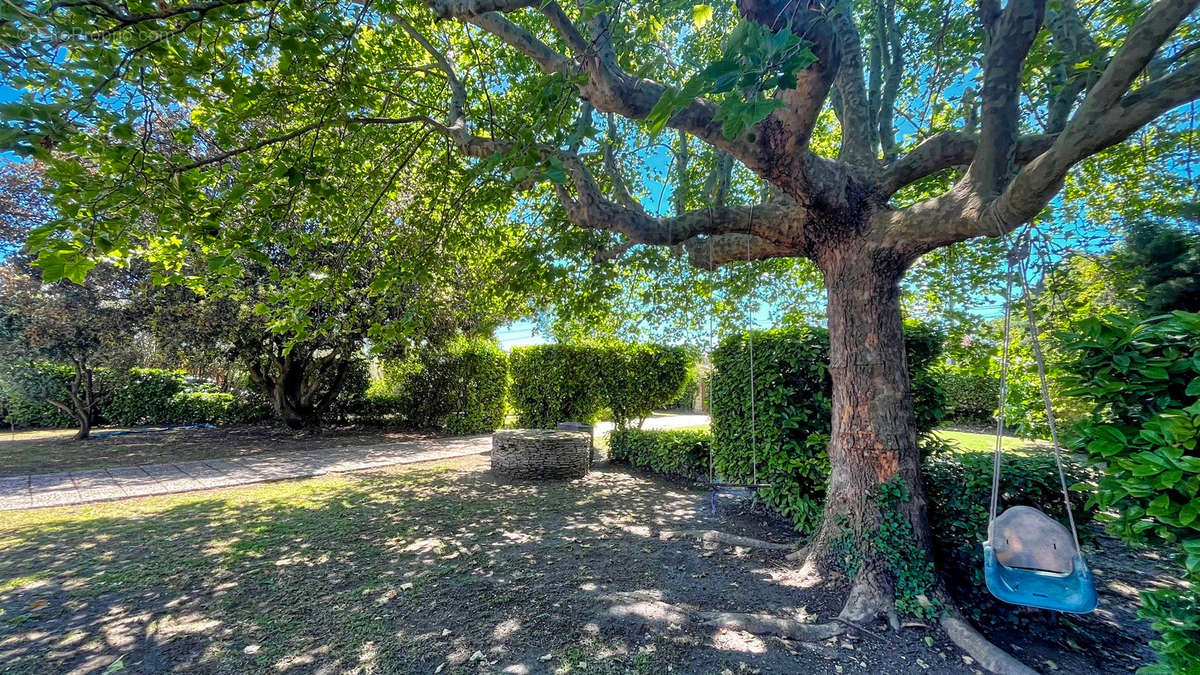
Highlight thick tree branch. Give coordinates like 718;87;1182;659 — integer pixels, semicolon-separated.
428;0;758;167
831;4;875;165
964;0;1048;197
879;132;1056;196
885;0;1199;255
683;233;794;268
467;11;572;75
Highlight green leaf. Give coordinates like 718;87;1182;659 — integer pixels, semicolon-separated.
1186;376;1200;397
1147;493;1171;517
1180;501;1199;527
692;4;713;29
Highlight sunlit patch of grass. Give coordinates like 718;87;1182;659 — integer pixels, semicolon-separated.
932;428;1052;456
0;573;44;592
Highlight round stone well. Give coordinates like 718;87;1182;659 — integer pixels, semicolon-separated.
491;429;591;479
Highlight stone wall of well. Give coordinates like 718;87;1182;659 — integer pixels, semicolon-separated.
491;429;591;479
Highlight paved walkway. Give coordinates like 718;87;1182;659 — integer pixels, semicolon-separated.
0;413;712;512
0;435;491;511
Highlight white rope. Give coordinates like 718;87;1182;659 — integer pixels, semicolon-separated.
1015;252;1082;551
708;231;715;486
746;212;757;485
990;245;1017;527
989;230;1082;552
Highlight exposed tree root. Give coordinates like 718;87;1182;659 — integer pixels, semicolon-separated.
784;546;809;561
657;529;799;550
940;615;1039;675
695;611;845;641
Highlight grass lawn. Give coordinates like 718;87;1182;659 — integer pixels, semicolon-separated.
0;425;435;477
0;454;1168;674
931;428;1054;455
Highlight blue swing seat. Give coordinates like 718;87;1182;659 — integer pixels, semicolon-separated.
983;506;1098;614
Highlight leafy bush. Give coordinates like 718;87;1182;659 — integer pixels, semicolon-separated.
167;391;236;424
609;427;711;479
923;448;1096;628
940;370;999;425
509;343;607;428
602;343;690;428
509;342;691;428
326;358;371;423
105;368;189;426
370;338;508;434
711;324;945;533
3;363;101;428
1061;311;1200;674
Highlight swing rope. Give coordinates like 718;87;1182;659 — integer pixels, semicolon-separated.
705;206;764;491
746;208;758;486
989;230;1082;552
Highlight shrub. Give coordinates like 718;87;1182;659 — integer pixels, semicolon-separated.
167;391;236;424
923;447;1096;628
105;368;189;426
3;363;100;428
602;343;690;428
609;427;711;480
509;342;690;429
711;324;945;533
940;370;999;425
1061;311;1200;674
509;343;609;427
370;338;508;434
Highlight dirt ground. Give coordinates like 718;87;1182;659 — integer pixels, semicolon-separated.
0;424;435;477
0;455;1179;674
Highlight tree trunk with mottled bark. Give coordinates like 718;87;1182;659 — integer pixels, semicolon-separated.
802;241;935;622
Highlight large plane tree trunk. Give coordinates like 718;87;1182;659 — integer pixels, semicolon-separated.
803;243;937;624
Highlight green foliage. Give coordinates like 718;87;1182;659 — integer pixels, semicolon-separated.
923;448;1096;628
2;362;80;428
608;427;712;480
1122;221;1200;314
507;343;606;428
711;325;944;533
509;342;690;429
3;364;267;428
601;343;690;428
666;362;700;411
871;478;942;620
940;370;999;425
646;20;815;139
1061;311;1200;674
370;338;508;434
166;391;237;425
105;368;188;426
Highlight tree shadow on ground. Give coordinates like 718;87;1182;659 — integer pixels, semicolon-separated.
0;457;1167;674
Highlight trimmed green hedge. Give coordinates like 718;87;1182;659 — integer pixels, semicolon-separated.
509;342;691;429
3;364;269;428
602;343;690;428
710;324;947;533
369;338;508;434
3;363;105;428
167;391;237;424
509;343;608;427
609;427;711;480
940;370;999;425
105;368;188;426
